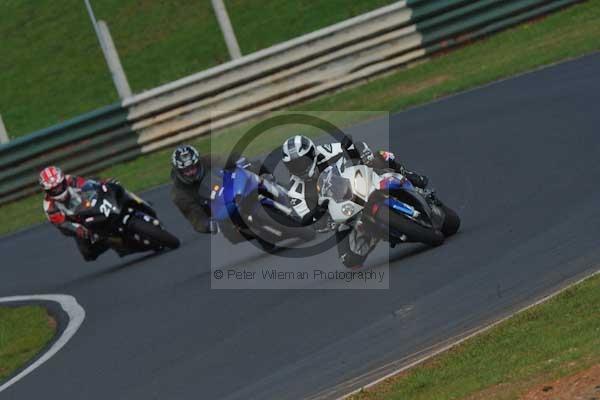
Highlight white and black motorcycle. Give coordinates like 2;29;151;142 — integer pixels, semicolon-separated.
317;158;460;264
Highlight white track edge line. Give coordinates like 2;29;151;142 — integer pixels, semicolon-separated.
336;268;600;399
0;294;85;393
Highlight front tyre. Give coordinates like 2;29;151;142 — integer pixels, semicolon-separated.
440;204;460;237
127;219;180;250
340;251;368;269
375;205;444;247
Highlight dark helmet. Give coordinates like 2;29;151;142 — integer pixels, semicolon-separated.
282;135;317;178
172;145;204;184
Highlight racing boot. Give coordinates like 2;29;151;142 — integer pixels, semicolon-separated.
404;171;428;189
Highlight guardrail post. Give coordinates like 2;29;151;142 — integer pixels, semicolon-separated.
97;21;132;99
211;0;242;60
83;0;132;100
0;114;9;144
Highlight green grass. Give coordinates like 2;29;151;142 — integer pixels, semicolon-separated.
227;0;395;54
0;0;395;138
348;272;600;400
92;0;229;94
0;306;56;382
1;1;117;140
2;0;600;236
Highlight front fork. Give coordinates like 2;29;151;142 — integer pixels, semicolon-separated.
363;199;414;245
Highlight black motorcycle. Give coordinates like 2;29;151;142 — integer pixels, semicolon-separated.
75;181;180;254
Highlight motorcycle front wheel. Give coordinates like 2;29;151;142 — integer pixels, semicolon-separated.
374;204;444;247
127;218;180;250
439;203;460;237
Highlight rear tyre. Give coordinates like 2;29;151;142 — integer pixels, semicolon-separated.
128;219;180;250
440;204;460;237
376;206;444;246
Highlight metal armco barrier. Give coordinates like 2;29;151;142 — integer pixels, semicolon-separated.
0;104;137;204
0;0;582;205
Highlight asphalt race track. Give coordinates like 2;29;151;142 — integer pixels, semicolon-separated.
2;53;600;399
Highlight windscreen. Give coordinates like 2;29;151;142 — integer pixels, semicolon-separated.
80;181;101;202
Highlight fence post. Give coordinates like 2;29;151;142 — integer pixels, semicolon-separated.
0;114;9;144
97;21;132;99
211;0;242;60
83;0;132;99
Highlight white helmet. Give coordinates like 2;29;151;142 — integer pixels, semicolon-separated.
282;135;317;178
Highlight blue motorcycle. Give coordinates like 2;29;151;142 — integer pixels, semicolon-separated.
210;163;316;251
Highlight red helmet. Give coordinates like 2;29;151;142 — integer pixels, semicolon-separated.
39;166;68;201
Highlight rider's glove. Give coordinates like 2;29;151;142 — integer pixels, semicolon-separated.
407;173;428;189
317;198;330;211
351;141;375;165
105;177;120;186
359;147;375;166
341;134;354;151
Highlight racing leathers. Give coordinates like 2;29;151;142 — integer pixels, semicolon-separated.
287;141;429;268
43;175;110;261
171;155;217;234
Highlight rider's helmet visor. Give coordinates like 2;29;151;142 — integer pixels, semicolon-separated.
47;180;67;197
182;164;199;178
286;148;316;177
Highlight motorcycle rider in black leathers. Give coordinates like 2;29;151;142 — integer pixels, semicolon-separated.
281;134;429;268
170;145;222;234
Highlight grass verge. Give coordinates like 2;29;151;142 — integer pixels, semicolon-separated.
2;0;600;237
347;272;600;400
0;306;56;382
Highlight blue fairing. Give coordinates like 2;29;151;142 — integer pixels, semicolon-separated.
374;176;419;240
378;175;416;218
211;167;287;224
212;168;254;221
